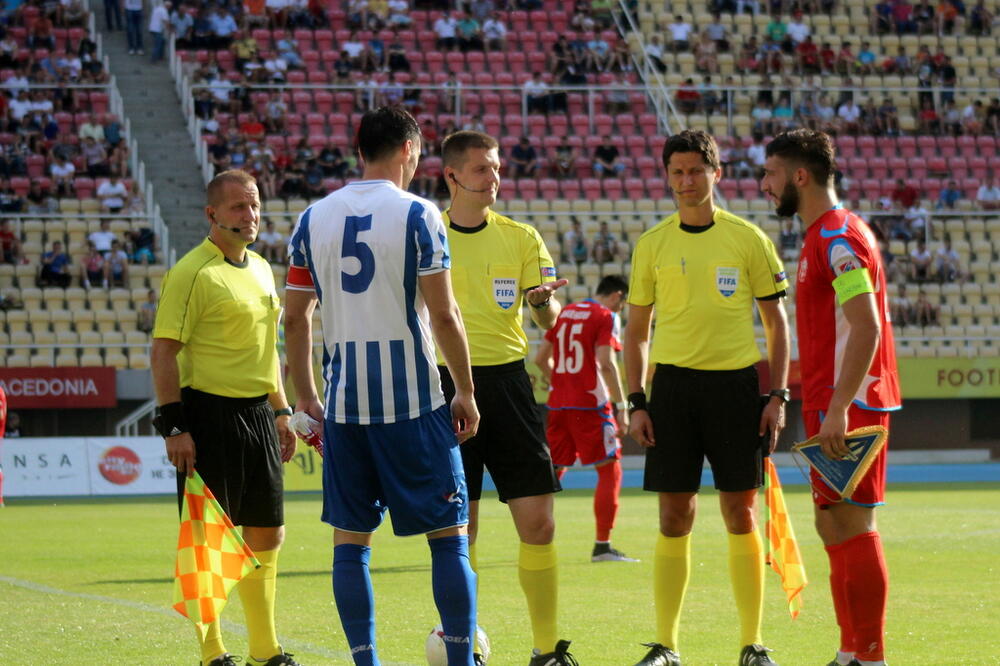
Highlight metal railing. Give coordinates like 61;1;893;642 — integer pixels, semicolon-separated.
116;398;157;436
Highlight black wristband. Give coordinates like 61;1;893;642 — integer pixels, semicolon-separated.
153;401;188;437
530;296;551;309
627;391;647;414
273;407;292;417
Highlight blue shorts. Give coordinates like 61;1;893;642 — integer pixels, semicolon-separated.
321;405;469;537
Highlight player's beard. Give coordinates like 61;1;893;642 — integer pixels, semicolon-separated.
775;181;800;218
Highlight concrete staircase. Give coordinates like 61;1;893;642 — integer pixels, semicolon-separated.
91;1;207;254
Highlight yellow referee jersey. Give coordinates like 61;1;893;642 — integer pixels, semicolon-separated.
153;238;281;397
628;208;788;371
442;209;558;366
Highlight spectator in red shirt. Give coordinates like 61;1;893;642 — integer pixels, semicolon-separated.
796;36;820;74
239;116;266;142
674;77;701;113
891;178;919;209
819;42;836;73
0;219;22;264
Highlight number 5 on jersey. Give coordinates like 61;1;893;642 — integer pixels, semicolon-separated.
342;215;375;293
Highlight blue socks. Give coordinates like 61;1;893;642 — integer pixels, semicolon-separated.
332;537;476;666
332;544;378;666
429;535;478;666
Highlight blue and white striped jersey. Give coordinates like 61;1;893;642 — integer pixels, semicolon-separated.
286;180;449;425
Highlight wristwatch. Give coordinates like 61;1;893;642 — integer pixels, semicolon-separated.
768;388;791;403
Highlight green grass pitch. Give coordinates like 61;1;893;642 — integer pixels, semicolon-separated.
1;483;998;665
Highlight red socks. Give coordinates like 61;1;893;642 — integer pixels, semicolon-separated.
594;461;622;542
825;531;888;661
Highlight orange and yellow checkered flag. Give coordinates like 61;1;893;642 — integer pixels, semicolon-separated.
172;471;259;626
764;458;807;619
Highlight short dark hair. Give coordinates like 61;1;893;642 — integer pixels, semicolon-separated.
765;129;837;185
596;274;628;296
441;130;499;169
662;129;721;171
356;106;421;164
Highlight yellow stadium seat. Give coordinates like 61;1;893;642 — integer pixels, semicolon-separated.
129;352;151;369
558;262;579;285
30;350;55;366
528;199;550;213
105;349;128;369
7;352;29;367
10;330;32;346
94;309;118;333
50;309;73;333
55;348;79;367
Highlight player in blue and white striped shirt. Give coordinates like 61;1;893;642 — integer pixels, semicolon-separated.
284;106;481;666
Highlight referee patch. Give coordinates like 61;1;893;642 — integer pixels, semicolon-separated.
493;278;517;310
715;266;739;297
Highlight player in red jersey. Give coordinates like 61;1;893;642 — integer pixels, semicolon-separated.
535;275;637;563
761;129;901;666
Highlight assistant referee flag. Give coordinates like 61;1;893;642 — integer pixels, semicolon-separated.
764;459;807;619
172;472;259;626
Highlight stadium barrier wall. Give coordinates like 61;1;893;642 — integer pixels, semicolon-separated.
1;436;324;497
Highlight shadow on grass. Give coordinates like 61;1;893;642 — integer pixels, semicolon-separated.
89;561;515;587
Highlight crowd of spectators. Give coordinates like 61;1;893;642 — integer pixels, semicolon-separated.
28;218;158;288
870;0;994;36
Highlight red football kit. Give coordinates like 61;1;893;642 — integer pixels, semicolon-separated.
544;299;621;466
796;207;901;507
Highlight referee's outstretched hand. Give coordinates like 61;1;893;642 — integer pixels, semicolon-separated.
629;410;655;448
525;278;570;306
166;432;196;478
451;391;480;444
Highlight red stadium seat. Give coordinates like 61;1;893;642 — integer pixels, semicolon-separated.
638;113;659;136
897;136;917;158
719;179;739;200
848;157;869;179
603;178;624;199
947;157;969;179
517;178;538;199
315;29;333;51
549;115;568;137
975;135;996;154
73;177;94;199
292;91;311;112
506;51;526;72
314;91;333;114
836;135;856;157
26;154;46;179
969;157;988;180
646;177;667;199
637;156;657;179
857;136;876;159
560;178;582;199
908;157;927;179
888;156;909;178
10;176;29;196
582;178;602;200
916;135;936;156
625;178;645;199
960;178;980;198
539;178;559;198
937;136;957;159
88;92;108;114
869;157;888;180
615;114;636;136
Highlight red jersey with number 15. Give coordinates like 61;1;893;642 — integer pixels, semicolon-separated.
796;208;901;413
545;299;621;409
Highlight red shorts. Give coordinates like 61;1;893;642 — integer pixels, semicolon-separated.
803;405;891;508
546;406;621;467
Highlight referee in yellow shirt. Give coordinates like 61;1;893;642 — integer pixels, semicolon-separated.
623;131;790;666
439;130;577;666
151;170;299;666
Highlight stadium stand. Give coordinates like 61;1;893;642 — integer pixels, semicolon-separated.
0;7;169;370
161;0;999;361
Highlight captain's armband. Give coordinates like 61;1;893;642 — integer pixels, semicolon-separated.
831;268;874;305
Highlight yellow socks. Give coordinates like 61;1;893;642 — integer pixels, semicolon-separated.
728;531;765;647
197;620;226;665
238;547;282;662
518;541;558;653
653;533;691;651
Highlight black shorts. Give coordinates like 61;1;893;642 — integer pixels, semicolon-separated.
176;387;284;527
439;360;561;503
644;364;764;493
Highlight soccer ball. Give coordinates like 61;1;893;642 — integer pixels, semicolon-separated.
425;624;490;665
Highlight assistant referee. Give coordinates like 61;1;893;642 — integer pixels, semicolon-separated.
151;170;300;666
624;130;790;666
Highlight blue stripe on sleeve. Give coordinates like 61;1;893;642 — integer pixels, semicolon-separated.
344;341;358;423
366;341;384;425
389;338;409;419
409;201;437;271
295;207;323;303
438;231;450;269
